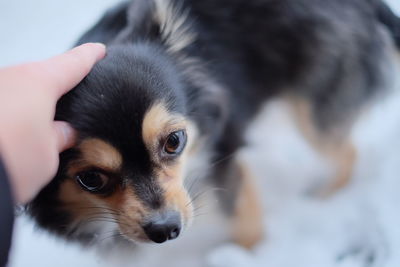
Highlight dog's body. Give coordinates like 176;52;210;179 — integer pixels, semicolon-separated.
28;0;400;248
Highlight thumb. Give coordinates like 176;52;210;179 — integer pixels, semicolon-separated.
53;121;77;152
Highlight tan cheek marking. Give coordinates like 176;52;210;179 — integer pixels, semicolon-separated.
157;148;193;223
58;178;151;240
59;179;89;206
58;179;129;220
58;179;100;220
59;177;147;218
142;103;198;224
116;187;152;240
78;138;122;171
117;187;148;220
156;120;199;223
161;175;192;224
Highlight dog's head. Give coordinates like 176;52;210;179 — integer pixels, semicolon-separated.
28;44;223;244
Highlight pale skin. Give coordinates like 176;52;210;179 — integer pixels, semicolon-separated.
0;43;106;204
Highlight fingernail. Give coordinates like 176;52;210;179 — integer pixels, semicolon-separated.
91;43;107;60
92;42;106;50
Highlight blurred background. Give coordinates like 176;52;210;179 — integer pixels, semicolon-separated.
1;0;400;266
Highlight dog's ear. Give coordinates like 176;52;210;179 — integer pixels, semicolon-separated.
114;0;195;53
74;2;130;45
113;0;157;42
373;0;400;48
182;66;230;142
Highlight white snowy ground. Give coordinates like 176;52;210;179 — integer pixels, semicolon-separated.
1;1;400;267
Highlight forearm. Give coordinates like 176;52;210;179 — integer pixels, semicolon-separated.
0;155;14;267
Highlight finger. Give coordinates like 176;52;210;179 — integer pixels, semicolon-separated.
42;43;106;99
53;121;77;152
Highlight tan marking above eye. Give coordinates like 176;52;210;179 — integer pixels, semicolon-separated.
142;102;187;153
71;138;123;173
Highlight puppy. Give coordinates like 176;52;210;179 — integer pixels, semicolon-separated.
27;0;400;249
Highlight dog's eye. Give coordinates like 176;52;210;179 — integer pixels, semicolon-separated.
164;130;187;155
76;171;109;193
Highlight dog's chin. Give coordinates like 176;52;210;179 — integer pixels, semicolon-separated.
116;225;148;243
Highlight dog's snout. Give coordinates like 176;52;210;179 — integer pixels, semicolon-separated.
143;210;181;243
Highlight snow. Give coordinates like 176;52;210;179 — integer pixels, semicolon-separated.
2;0;400;266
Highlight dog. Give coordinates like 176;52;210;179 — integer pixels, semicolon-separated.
27;0;400;249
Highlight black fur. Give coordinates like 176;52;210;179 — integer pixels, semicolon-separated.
28;0;400;242
374;0;400;47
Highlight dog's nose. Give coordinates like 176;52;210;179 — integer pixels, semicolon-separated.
142;210;181;243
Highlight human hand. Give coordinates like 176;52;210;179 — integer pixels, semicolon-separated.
0;43;106;204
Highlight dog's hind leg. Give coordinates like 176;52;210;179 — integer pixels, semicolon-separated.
211;157;264;249
289;98;358;196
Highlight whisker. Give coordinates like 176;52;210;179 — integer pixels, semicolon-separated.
83;211;121;217
186;187;226;207
72;206;133;221
184;175;202;195
83;217;132;228
208;153;236;170
191;203;211;213
192;212;211;219
98;233;126;243
186;152;236;181
75;206;121;214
